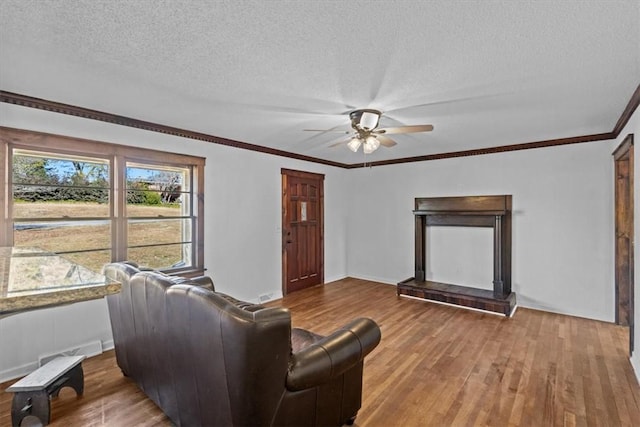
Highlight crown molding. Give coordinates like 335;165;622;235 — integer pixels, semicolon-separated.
348;82;639;169
2;85;638;169
0;91;347;169
612;83;640;138
347;132;616;169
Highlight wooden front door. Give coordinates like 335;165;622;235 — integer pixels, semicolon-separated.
613;134;634;354
282;169;324;294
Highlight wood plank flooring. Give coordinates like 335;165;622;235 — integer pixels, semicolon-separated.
2;278;639;426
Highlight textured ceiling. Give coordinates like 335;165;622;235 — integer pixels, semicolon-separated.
1;0;639;164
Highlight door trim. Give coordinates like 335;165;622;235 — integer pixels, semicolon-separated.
613;133;634;354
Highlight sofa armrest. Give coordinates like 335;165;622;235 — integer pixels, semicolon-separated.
286;318;381;391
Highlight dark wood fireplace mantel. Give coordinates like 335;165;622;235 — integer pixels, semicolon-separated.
397;195;516;316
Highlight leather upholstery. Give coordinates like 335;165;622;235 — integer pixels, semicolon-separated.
104;263;381;426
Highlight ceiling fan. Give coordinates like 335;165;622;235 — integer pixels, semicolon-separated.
305;109;434;154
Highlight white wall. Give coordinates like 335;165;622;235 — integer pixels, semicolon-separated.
347;139;616;322
0;299;112;381
0;103;349;381
0;100;632;382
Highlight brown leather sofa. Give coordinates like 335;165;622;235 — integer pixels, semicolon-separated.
104;263;381;426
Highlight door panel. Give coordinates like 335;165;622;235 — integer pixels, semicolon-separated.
616;159;631;326
282;169;324;294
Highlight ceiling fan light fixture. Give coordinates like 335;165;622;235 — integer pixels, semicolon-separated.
359;111;380;131
347;137;362;152
363;135;380;154
323;108;431;154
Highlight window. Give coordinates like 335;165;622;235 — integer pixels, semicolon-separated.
125;163;194;270
12;150;112;270
1;127;205;276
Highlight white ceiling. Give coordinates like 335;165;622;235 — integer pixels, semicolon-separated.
1;0;638;164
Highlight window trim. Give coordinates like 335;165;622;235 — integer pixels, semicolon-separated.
0;126;205;276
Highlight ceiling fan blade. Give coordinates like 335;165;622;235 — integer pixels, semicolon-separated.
329;139;351;148
377;124;434;134
303;129;351;133
383;86;506;115
376;134;397;147
232;94;355;116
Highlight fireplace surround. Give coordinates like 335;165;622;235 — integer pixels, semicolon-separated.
397;195;516;316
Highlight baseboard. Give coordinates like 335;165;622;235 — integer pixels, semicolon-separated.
324;275;349;284
39;340;103;366
1;339;110;383
631;350;640;384
257;291;283;304
0;361;39;384
345;274;397;286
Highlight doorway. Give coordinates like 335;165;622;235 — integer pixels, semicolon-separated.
613;134;634;355
281;169;324;295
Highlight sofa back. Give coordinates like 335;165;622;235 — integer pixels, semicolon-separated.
165;283;292;426
104;263;380;426
106;266;295;426
104;262;141;378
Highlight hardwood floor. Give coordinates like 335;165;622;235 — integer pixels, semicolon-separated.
2;278;639;426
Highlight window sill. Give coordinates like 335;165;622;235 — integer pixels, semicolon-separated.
0;281;121;316
0;247;121;316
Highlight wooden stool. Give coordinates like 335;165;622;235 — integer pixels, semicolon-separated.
5;355;85;426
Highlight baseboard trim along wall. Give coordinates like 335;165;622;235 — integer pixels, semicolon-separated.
0;339;112;383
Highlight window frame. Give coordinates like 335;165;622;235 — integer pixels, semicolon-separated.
0;126;205;276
